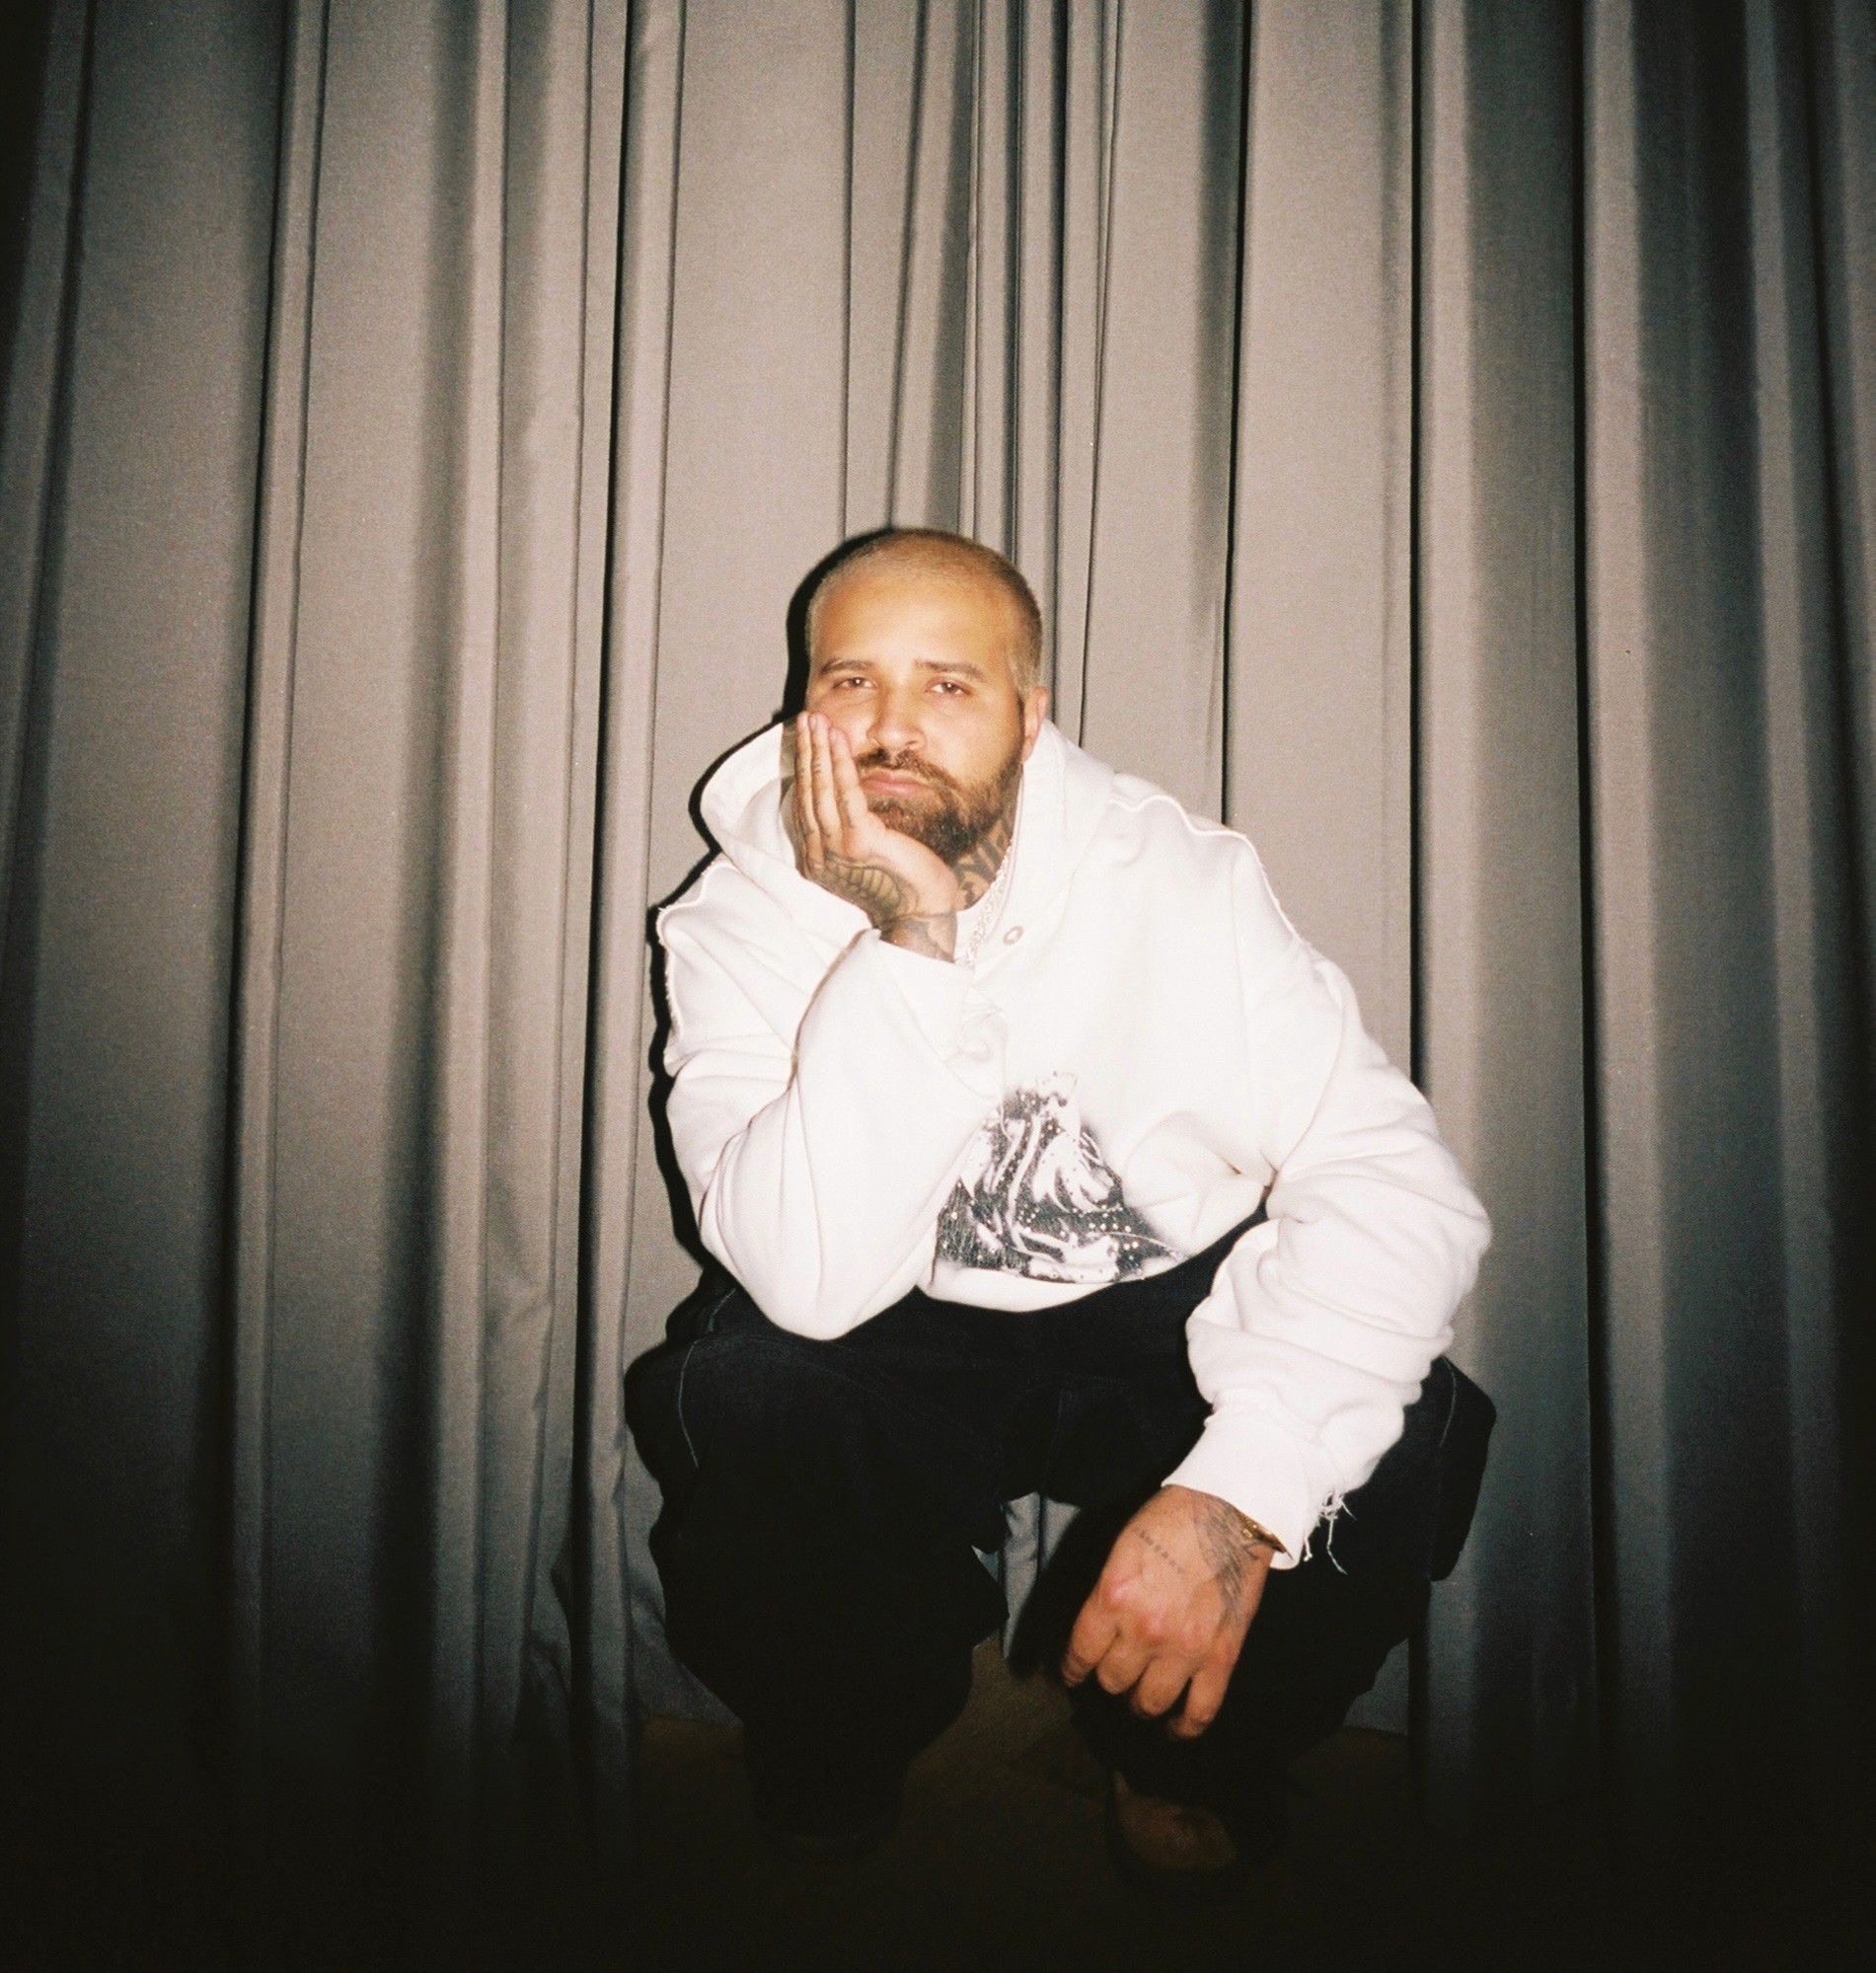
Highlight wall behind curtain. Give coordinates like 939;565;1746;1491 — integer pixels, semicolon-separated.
1;0;1871;1960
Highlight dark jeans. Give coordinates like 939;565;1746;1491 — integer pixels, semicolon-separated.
626;1220;1493;1820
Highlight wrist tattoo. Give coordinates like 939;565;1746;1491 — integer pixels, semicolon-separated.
882;913;957;961
1186;1494;1277;1625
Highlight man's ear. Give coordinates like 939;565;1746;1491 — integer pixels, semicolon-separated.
1020;686;1049;759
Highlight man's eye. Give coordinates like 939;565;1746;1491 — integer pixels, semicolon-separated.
933;679;966;695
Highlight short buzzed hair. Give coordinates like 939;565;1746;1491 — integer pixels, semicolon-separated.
805;529;1044;694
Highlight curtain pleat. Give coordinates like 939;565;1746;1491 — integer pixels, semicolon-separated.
3;0;631;1953
1072;0;1240;822
601;0;713;1728
2;2;1873;1954
1742;0;1858;1823
585;0;681;1845
0;5;84;929
1414;0;1597;1817
2;0;286;1927
1580;0;1868;1848
226;0;628;1940
1816;0;1876;950
1229;0;1414;1071
229;0;322;1844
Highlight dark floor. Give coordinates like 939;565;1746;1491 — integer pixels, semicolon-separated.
5;1643;1867;1969
631;1642;1875;1973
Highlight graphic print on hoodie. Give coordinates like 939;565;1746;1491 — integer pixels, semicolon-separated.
936;1071;1179;1285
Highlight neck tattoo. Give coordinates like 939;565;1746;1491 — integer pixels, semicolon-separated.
952;813;1017;968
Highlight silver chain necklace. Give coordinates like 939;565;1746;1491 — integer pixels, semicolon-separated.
953;821;1016;968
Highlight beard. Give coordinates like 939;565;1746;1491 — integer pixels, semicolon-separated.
855;745;1020;865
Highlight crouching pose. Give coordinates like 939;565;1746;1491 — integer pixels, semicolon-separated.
629;529;1494;1895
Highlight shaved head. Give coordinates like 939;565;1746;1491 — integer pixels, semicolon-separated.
805;530;1044;694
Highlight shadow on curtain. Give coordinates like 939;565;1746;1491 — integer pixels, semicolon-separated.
0;0;1871;1962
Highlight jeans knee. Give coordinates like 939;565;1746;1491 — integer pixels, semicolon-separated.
624;1336;698;1486
641;1320;876;1481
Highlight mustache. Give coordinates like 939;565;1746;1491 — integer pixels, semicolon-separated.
851;748;962;797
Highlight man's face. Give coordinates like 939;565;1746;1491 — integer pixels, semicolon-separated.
804;569;1049;863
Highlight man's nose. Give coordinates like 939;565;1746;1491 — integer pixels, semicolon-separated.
866;687;924;753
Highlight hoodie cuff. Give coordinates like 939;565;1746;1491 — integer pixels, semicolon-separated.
860;933;1005;1083
1162;1411;1331;1571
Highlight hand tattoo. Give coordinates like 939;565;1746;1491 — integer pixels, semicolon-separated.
1128;1528;1190;1578
1188;1495;1273;1626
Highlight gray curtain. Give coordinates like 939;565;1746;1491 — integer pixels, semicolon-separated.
2;0;1870;1957
1;0;631;1957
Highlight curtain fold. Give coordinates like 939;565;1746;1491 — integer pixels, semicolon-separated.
1581;0;1868;1846
2;0;630;1956
1414;0;1597;1819
2;1;1872;1956
237;0;630;1935
3;0;286;1931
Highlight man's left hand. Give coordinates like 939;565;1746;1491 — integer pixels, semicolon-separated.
1061;1485;1276;1739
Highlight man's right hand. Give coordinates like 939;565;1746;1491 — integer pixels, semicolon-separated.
790;712;963;959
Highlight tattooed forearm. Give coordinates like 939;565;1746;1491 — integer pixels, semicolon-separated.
818;854;918;926
817;855;958;958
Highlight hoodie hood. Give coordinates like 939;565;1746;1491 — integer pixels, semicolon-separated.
696;718;1118;952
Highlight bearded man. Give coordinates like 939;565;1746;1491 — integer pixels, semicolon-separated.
628;528;1494;1894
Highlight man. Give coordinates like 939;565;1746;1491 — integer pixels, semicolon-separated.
629;529;1493;1894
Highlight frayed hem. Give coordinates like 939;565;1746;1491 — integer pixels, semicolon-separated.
1298;1492;1350;1573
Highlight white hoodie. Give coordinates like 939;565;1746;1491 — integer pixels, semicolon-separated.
657;719;1491;1563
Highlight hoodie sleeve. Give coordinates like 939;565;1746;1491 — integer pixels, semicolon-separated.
1162;854;1492;1565
660;885;1008;1336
